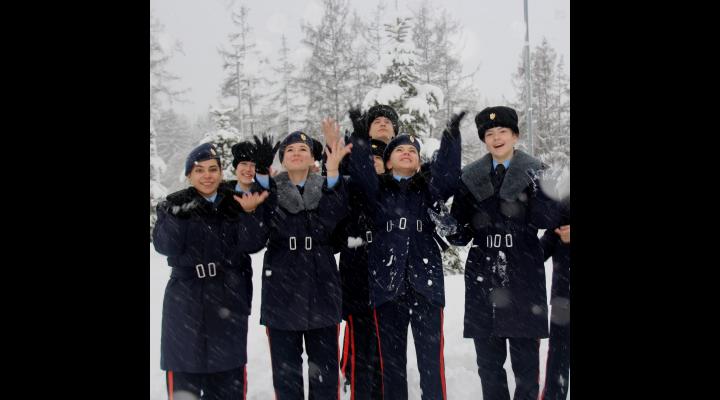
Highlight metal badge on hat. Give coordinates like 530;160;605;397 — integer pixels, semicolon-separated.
410;136;415;143
300;133;307;141
210;148;217;156
490;113;496;120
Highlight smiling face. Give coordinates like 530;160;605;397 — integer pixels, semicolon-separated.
386;144;420;176
483;127;518;162
281;143;314;172
235;161;256;187
188;159;222;197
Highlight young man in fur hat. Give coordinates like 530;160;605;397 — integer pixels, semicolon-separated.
321;104;398;399
365;104;399;144
446;106;563;400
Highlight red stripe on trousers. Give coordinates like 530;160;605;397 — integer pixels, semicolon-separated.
373;308;385;399
167;371;174;400
440;309;447;400
244;365;248;400
341;318;351;376
538;338;545;400
337;324;341;400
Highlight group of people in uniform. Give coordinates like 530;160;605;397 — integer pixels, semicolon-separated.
152;104;571;400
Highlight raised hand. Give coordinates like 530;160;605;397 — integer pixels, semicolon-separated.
443;111;467;140
348;106;368;140
321;117;341;148
233;191;270;213
324;136;352;176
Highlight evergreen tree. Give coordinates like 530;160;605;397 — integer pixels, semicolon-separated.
218;4;268;136
150;11;184;239
198;107;243;181
363;15;442;139
300;0;356;128
411;1;479;138
511;37;570;197
269;35;305;135
150;120;167;241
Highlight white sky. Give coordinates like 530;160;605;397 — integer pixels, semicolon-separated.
150;0;569;120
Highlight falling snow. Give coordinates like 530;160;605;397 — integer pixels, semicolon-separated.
151;243;565;399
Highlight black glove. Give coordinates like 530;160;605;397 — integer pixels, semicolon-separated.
348;106;368;140
252;135;280;174
442;111;466;141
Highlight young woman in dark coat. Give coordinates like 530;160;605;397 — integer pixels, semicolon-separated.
346;108;464;400
152;142;269;400
254;128;352;400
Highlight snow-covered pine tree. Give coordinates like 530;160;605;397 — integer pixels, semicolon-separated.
363;0;389;69
363;14;443;140
150;11;184;240
218;4;268;137
195;107;243;181
511;37;570;199
348;11;380;107
300;0;356;129
411;1;479;139
155;109;203;193
150;120;168;241
269;35;305;135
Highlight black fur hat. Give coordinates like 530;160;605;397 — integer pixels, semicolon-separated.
367;104;399;137
475;106;519;142
231;141;254;169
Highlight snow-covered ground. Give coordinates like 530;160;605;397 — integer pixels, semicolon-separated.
150;244;566;399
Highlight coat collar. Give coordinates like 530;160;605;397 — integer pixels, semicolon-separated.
379;170;428;191
461;149;546;203
274;172;325;213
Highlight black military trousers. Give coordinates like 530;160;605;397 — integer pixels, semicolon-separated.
340;310;383;400
266;325;340;400
373;288;447;400
472;337;540;400
165;365;246;400
541;302;570;400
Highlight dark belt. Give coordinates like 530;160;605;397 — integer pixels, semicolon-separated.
171;262;223;279
270;235;330;250
381;217;424;232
